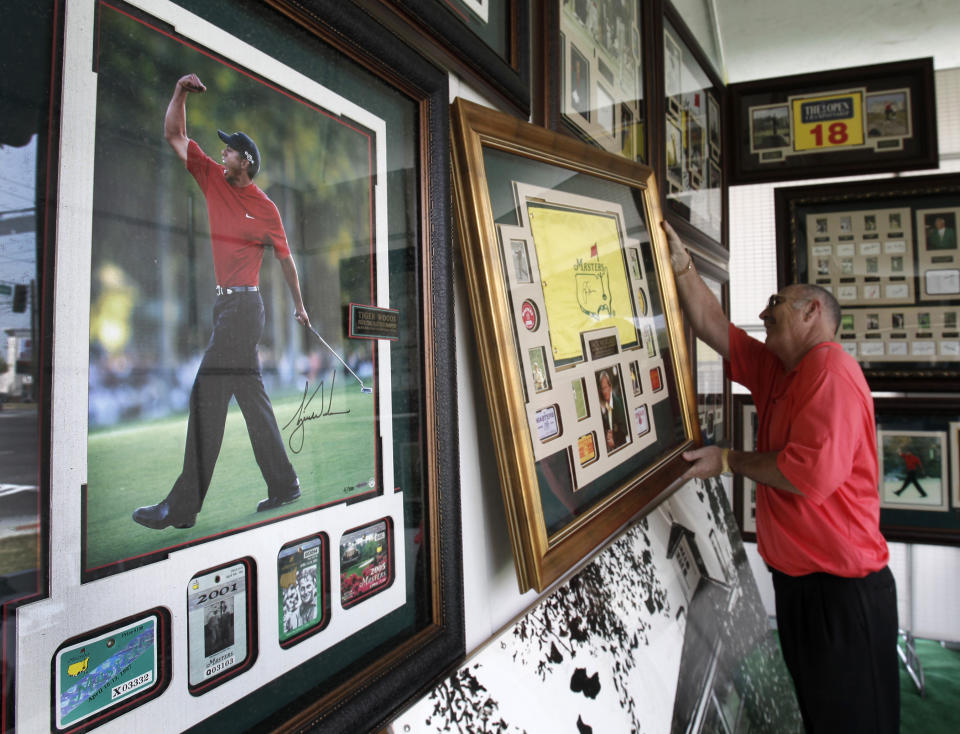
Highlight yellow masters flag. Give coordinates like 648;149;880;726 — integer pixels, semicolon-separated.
527;203;639;365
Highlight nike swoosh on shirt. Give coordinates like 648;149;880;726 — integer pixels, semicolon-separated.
245;213;255;219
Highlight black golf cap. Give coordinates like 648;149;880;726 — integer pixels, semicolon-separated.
217;129;260;175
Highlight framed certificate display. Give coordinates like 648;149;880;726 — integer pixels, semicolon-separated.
541;0;649;163
2;1;463;732
874;396;960;546
661;7;724;255
450;98;699;592
775;173;960;390
728;57;938;185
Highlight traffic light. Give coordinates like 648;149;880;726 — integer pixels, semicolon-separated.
12;284;27;313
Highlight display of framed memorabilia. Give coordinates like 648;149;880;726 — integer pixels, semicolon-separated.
734;394;960;546
661;10;724;253
732;395;758;542
728;57;938;185
2;1;463;732
541;0;648;163
875;397;960;546
692;257;730;447
450;98;699;592
364;0;531;115
775;173;960;390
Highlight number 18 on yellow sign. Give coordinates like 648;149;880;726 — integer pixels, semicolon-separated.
792;91;864;151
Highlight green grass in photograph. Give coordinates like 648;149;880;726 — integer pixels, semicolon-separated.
85;386;376;572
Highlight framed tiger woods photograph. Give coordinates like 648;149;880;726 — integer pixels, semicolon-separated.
449;98;699;592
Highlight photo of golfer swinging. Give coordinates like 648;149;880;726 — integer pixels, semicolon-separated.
85;6;382;575
132;73;310;530
879;431;947;509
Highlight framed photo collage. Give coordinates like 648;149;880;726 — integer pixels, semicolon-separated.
0;0;945;732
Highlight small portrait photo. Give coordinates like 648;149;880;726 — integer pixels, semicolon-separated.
839;216;852;233
866;313;880;331
596;366;630;454
864;214;877;231
841;313;855;331
945;311;958;330
878;430;948;510
918;312;932;329
866;256;879;274
572;377;589;420
888;212;902;230
629;360;642;396
511;239;532;283
925;212;958;251
751;105;791;150
570;44;591;120
866;90;910;137
840;258;854;275
666;116;683;185
529;347;551;393
708;93;721;149
815;217;829;234
203;598;235;658
892;312;905;329
817;258;831;276
891;255;904;272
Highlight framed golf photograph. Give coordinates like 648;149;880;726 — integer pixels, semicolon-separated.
450;97;699;592
728;57;938;185
874;397;960;545
661;10;724;254
732;395;758;542
775;173;960;390
541;0;647;163
877;430;949;512
7;1;463;732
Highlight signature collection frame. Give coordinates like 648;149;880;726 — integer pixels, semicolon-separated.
775;173;960;391
450;97;699;593
2;1;463;732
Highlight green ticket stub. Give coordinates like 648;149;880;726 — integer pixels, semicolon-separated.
55;613;159;730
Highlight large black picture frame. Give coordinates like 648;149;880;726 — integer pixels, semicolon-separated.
4;1;464;732
874;396;960;546
775;172;960;391
728;57;938;185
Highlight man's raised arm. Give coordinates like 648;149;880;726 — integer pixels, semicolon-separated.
660;220;730;360
164;73;206;163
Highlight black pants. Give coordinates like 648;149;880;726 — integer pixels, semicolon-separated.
772;566;899;734
896;471;926;496
166;292;297;513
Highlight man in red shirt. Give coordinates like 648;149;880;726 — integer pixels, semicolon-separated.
133;73;310;530
662;221;898;733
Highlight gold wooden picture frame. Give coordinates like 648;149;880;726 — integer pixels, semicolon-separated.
450;98;700;592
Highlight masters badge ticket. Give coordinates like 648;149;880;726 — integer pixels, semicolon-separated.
278;533;329;647
187;559;252;693
54;610;166;732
